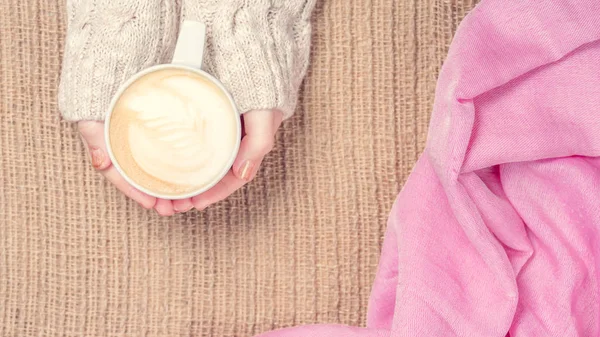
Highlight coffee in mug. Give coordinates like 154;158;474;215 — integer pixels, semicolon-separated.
105;21;241;199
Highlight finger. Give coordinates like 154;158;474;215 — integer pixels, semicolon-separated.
173;198;194;213
102;166;157;209
192;171;245;210
233;109;283;182
78;121;156;209
154;198;175;216
78;121;111;171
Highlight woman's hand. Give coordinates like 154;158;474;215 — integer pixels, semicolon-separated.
192;109;283;211
78;120;160;210
78;109;282;215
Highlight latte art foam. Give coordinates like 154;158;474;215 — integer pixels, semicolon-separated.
109;68;239;197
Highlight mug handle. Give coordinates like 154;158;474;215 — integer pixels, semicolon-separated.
171;20;206;69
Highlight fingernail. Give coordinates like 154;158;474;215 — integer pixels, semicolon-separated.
238;161;254;181
90;147;107;170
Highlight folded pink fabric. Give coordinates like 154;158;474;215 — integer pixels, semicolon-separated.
258;1;600;335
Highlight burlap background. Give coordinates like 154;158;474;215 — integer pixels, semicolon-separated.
0;0;477;336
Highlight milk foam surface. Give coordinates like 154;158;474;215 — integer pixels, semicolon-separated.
109;68;238;196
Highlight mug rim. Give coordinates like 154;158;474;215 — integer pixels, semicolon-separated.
104;64;242;200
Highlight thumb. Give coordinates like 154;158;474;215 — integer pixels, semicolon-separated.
78;121;112;170
78;120;157;210
233;109;283;182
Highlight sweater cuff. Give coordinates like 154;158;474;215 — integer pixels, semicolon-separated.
58;0;178;121
196;1;316;120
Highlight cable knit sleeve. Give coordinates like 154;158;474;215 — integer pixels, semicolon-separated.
58;0;179;121
59;0;316;121
181;0;316;120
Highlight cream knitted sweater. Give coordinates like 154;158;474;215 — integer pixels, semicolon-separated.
58;0;316;121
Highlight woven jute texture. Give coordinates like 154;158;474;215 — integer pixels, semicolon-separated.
0;0;477;336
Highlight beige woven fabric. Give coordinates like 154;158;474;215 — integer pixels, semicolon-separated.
0;0;477;336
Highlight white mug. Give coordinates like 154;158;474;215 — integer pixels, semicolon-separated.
104;20;242;200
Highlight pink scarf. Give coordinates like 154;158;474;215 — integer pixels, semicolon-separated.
259;1;600;335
